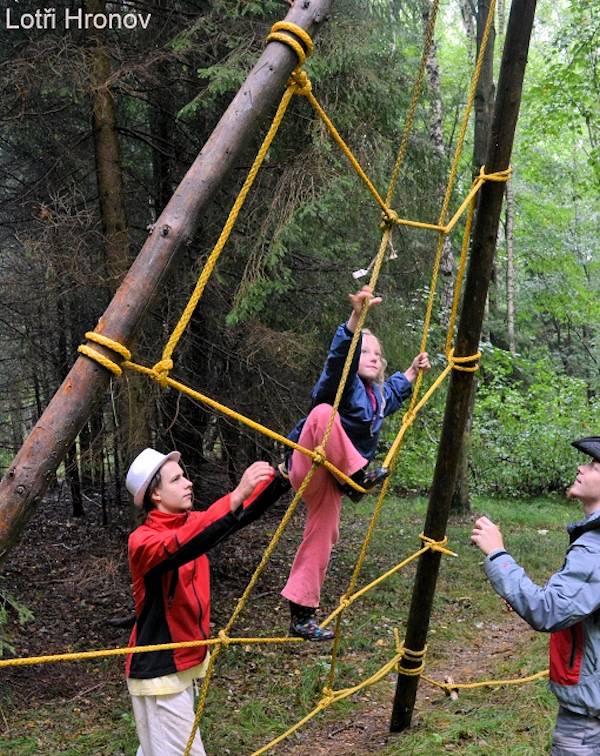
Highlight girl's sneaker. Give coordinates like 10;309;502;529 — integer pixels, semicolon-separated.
289;614;334;642
341;466;390;502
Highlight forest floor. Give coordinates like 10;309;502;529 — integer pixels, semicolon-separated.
0;485;536;755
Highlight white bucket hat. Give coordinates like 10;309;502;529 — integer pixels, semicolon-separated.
126;448;181;507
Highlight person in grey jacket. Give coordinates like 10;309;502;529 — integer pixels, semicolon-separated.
471;436;600;756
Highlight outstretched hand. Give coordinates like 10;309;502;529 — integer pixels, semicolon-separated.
471;516;505;556
347;285;382;333
230;461;274;511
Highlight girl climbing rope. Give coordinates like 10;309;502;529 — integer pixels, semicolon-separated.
280;285;431;641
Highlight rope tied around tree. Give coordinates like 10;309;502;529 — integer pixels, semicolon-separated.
448;349;482;373
266;21;314;68
77;331;132;378
396;642;428;677
419;533;458;558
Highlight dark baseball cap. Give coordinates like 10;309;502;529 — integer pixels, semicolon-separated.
571;436;600;462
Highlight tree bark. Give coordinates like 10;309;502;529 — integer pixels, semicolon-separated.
505;176;516;355
473;0;496;173
86;0;130;288
421;0;454;315
0;0;335;565
390;0;538;731
85;0;153;471
451;0;496;515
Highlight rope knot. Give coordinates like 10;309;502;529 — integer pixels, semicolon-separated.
217;630;232;647
379;208;399;231
288;68;312;95
312;445;327;466
338;595;352;611
419;532;458;557
152;359;174;385
320;686;335;707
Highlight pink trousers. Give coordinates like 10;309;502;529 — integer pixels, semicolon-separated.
281;404;367;608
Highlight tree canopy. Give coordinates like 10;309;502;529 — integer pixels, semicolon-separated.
0;0;598;515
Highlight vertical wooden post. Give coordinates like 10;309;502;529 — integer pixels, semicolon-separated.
390;0;538;731
0;0;335;564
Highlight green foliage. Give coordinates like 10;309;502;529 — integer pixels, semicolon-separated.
172;0;284;118
496;0;600;387
217;0;444;333
471;345;596;496
379;343;596;498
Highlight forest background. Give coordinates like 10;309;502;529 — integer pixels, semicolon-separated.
0;2;599;751
0;0;599;524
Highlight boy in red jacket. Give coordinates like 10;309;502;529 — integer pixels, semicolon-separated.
125;448;287;756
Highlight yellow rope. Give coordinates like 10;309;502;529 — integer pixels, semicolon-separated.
77;332;132;378
0;635;303;669
266;21;314;66
57;9;523;755
385;0;441;209
248;650;407;756
399;0;499;424
322;534;456;628
396;642;428;677
421;669;549;693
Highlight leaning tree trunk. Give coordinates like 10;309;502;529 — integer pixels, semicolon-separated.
420;0;455;315
0;0;336;566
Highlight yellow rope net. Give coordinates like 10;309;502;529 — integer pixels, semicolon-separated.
3;6;548;756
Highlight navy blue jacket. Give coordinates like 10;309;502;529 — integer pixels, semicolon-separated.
288;323;413;461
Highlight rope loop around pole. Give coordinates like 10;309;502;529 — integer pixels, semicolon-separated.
418;532;458;558
266;21;314;67
447;348;482;373
77;331;132;378
478;165;512;183
396;642;428;677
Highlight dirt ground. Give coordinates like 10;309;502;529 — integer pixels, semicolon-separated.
0;487;534;754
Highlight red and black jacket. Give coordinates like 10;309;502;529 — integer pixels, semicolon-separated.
126;469;283;679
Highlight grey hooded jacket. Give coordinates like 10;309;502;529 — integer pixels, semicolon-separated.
484;510;600;716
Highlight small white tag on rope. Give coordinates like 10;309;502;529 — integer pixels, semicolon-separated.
353;237;398;279
353;254;375;280
387;237;398;260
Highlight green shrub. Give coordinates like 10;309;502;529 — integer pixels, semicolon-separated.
381;344;597;497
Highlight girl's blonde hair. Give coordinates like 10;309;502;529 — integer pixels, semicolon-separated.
361;328;387;389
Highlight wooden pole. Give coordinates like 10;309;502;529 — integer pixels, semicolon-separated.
0;0;335;565
389;0;537;731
